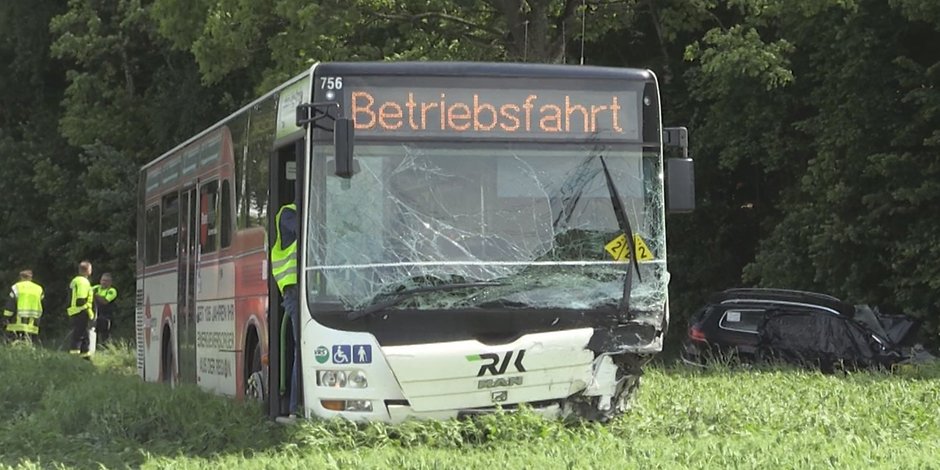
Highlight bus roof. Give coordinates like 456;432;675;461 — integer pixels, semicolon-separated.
141;62;655;171
318;61;654;81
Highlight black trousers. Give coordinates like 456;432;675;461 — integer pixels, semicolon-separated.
96;316;112;344
70;314;90;354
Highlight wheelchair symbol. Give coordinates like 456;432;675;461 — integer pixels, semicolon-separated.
332;345;351;364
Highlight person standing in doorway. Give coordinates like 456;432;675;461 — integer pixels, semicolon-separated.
67;261;95;358
271;202;299;419
92;273;118;346
2;270;44;343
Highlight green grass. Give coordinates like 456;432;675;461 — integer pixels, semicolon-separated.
2;342;939;469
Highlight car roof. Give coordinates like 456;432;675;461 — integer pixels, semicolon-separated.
709;288;855;317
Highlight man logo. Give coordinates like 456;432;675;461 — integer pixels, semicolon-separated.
491;391;508;403
466;349;526;376
478;376;523;389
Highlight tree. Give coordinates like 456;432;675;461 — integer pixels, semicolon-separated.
151;0;654;89
691;0;940;335
45;0;238;336
20;0;939;345
0;0;81;338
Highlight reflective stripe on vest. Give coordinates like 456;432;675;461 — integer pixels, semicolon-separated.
271;204;298;294
5;319;39;335
67;276;93;316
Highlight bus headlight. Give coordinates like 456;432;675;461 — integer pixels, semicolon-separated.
347;370;368;388
344;400;373;412
320;400;373;412
318;370;347;388
317;370;368;388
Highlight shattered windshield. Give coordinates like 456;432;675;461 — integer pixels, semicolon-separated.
306;142;667;318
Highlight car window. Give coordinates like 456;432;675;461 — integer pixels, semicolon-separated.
718;309;766;334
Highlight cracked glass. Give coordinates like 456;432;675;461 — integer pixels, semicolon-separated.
306;141;667;322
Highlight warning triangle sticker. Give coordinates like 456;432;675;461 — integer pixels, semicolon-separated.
604;234;654;262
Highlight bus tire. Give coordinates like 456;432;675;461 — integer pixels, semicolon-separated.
245;330;265;403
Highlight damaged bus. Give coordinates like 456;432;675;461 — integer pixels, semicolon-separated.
136;62;694;423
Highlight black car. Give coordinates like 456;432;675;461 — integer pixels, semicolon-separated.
681;288;920;371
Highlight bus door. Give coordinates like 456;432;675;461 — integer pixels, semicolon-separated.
268;141;300;416
177;186;199;383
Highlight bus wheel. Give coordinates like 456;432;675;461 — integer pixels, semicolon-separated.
246;340;265;403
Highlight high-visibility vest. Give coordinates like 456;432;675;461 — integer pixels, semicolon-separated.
3;280;43;335
92;285;118;303
67;275;93;317
92;284;118;315
271;204;297;294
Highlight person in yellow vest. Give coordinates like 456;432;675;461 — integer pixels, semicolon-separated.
271;203;299;418
67;260;95;358
2;270;44;342
92;273;118;346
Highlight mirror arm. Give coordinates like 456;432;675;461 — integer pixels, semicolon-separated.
296;101;356;179
296;102;340;130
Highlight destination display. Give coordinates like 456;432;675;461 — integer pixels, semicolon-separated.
332;78;642;141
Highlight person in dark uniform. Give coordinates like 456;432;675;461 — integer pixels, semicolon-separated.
92;273;118;346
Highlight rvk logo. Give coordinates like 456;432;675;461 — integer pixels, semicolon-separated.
466;350;526;376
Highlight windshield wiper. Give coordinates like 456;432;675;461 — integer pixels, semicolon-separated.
599;155;641;320
347;281;505;320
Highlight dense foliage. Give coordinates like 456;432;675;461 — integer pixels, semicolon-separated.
1;0;939;341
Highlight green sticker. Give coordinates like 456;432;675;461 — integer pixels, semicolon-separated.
314;346;330;364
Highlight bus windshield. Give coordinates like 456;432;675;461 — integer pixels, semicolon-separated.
306;141;667;317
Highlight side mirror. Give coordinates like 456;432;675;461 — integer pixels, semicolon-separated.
666;157;695;213
334;118;355;178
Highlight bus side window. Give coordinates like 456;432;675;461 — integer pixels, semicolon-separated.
220;179;232;248
160;193;180;262
200;180;219;253
145;204;160;266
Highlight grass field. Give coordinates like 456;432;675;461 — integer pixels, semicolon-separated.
2;341;939;469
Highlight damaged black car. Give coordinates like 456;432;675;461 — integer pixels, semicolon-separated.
680;288;925;372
